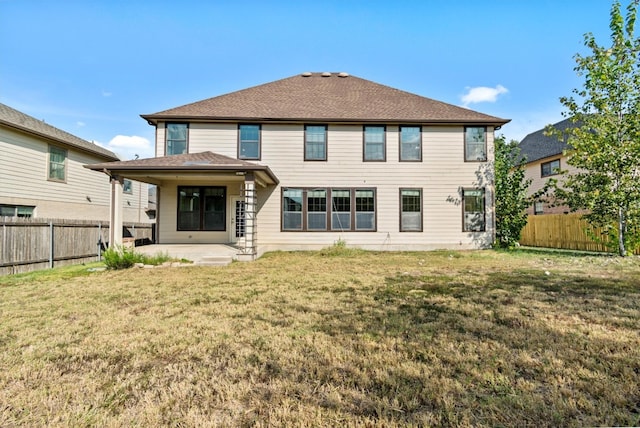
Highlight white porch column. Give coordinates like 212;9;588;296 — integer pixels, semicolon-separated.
109;175;124;248
243;173;256;257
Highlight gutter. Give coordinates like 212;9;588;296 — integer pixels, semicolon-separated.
140;115;511;128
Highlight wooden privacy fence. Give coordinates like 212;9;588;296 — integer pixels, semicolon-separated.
0;217;154;275
519;213;640;254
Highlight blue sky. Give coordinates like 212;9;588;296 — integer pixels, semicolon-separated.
0;0;620;160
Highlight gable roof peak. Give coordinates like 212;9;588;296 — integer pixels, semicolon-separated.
141;73;510;126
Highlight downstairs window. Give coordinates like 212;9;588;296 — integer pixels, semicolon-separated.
400;188;422;232
462;188;486;232
282;188;376;232
0;204;34;218
177;186;226;231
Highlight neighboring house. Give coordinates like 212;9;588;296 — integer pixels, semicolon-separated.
0;102;150;222
86;72;509;259
518;118;581;215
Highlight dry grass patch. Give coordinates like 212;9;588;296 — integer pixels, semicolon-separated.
1;249;639;427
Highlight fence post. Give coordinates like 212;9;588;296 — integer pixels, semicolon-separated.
49;221;54;269
98;223;102;262
2;222;5;264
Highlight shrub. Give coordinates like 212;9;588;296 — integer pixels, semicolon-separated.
102;246;138;270
139;251;172;266
102;247;179;270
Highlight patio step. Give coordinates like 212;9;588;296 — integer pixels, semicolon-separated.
196;255;233;267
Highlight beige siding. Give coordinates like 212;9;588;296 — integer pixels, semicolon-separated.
523;155;579;215
0;125;151;222
157;178;245;244
155;123;495;251
256;124;494;250
156;122;240;157
524;156;560;197
155;125;162;157
122;180;152;223
189;123;237;155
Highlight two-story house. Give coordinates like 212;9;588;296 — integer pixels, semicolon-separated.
518;118;580;215
0;102;150;222
86;72;509;259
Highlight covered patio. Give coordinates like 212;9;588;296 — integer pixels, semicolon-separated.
85;151;278;261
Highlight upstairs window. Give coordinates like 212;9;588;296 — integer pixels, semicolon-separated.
123;179;133;194
465;126;487;161
166;123;188;155
463;188;486;232
541;159;561;177
364;126;386;161
48;145;67;182
305;125;327;161
239;124;261;160
400;126;421;161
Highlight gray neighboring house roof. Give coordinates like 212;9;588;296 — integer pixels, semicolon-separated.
518;118;576;163
141;72;510;126
0;102;119;161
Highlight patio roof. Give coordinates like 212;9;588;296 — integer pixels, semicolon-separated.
84;151;279;186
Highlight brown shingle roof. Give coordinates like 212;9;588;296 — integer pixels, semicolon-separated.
85;151;279;183
141;72;510;126
0;102;119;160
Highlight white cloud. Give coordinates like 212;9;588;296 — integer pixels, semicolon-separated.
77;121;86;127
109;135;150;149
107;135;153;160
102;90;112;97
461;85;508;107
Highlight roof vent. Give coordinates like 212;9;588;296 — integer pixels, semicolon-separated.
301;71;312;77
321;72;331;77
338;72;349;78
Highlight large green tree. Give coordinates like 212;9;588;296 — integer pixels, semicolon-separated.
494;135;532;249
553;0;640;256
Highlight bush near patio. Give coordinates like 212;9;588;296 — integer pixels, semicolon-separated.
102;246;174;269
1;249;639;427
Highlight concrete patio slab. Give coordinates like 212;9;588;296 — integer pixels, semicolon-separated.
135;244;240;266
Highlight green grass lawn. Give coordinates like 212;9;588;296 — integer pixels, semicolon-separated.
1;249;639;427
